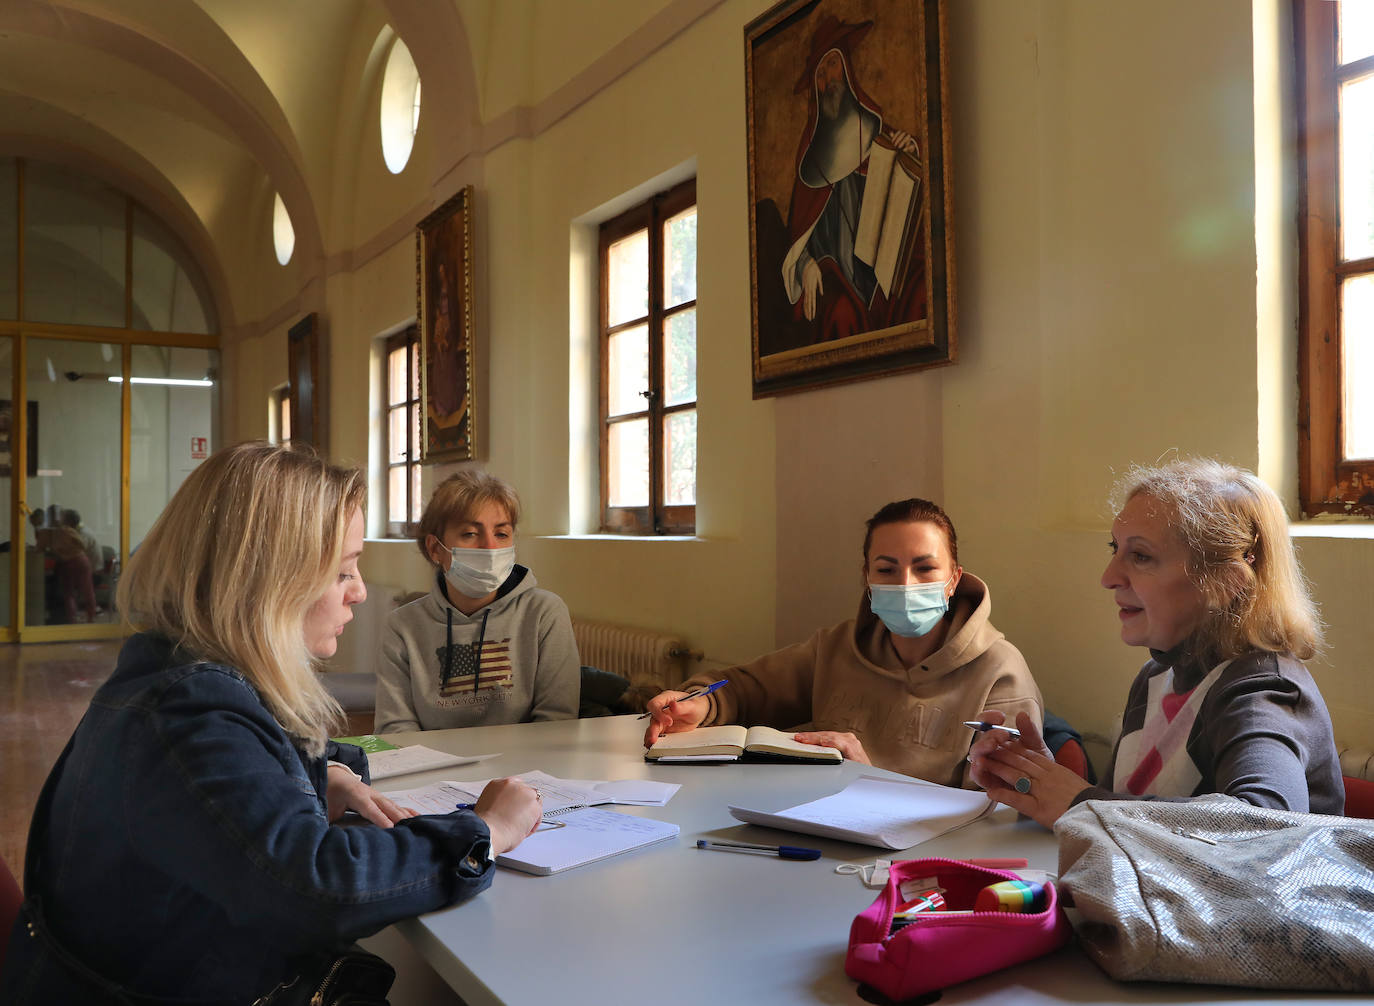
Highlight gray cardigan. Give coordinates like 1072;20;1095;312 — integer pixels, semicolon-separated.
1072;646;1343;815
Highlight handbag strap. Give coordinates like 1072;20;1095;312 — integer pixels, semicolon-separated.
251;945;393;1006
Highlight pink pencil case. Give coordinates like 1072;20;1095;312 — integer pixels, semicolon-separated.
845;857;1072;999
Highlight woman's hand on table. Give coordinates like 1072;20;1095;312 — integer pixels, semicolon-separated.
967;710;1091;830
642;690;709;747
474;776;543;854
793;730;870;764
326;763;417;827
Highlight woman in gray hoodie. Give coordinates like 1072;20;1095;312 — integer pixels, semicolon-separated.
375;470;580;733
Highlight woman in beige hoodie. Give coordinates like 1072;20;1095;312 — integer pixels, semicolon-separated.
643;498;1043;786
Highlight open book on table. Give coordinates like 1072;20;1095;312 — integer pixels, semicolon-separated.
728;774;993;850
644;724;842;764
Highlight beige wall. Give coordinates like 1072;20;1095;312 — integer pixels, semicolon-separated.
231;0;1374;752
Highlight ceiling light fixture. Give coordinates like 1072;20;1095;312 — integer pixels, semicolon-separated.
106;376;214;387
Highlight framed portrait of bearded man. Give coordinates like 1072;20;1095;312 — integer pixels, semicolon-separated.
745;0;955;397
416;185;476;461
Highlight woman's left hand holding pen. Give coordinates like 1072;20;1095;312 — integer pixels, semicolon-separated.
967;710;1090;830
965;709;1020;769
642;689;711;747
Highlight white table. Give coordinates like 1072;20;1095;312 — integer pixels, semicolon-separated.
376;715;1373;1006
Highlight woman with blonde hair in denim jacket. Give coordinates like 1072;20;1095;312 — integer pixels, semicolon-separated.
2;442;542;1005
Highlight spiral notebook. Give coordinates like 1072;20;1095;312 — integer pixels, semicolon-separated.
496;807;680;876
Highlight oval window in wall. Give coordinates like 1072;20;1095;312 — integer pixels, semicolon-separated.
272;192;295;266
380;37;421;174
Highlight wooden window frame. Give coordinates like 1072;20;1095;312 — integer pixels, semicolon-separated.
598;178;697;534
1296;0;1374;515
383;325;421;539
271;383;291;448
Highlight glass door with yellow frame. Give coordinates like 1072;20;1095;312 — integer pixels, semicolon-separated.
0;337;19;639
18;337;123;640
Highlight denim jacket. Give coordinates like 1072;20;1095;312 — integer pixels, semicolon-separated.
2;633;494;1005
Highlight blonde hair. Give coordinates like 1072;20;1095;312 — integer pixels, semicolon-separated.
1115;458;1322;661
416;469;521;564
117;441;366;754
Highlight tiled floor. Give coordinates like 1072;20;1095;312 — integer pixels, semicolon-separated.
0;639;122;880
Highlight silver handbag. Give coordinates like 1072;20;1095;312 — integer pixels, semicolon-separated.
1055;796;1374;991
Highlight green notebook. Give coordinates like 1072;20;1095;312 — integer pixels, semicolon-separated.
332;734;399;753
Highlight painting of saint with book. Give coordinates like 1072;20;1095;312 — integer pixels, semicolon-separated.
745;0;956;397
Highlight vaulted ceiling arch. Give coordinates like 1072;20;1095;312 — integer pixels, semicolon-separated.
0;98;236;331
0;0;324;285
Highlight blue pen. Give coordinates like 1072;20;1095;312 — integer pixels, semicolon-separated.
963;720;1021;738
638;679;729;719
456;803;475;811
696;839;821;861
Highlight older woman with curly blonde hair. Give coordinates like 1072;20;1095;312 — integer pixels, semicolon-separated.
971;459;1342;827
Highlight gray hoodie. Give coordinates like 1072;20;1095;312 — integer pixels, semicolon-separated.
374;566;580;733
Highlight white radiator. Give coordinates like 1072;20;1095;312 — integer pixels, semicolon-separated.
572;618;697;690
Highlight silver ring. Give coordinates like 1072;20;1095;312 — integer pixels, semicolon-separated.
1015;776;1031;795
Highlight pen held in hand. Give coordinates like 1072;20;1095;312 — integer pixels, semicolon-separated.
638;679;730;719
963;720;1021;738
696;839;821;861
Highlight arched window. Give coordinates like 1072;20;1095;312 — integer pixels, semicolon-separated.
380;37;422;174
272;192;295;266
6;158;217;334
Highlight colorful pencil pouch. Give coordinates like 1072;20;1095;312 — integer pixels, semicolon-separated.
845;857;1072;999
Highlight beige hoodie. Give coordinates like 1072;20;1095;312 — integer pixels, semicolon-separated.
678;572;1042;787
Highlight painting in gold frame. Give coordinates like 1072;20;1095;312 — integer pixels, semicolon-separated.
416;185;476;462
745;0;955;397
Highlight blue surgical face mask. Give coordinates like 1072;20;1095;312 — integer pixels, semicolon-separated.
868;579;951;638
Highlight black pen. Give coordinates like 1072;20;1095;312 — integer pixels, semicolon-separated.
963;720;1021;738
696;839;821;861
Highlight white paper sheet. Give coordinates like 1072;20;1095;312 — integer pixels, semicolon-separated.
496;807;680;875
728;775;993;850
458;769;680;811
365;745;499;781
557;777;681;806
385;780;481;816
